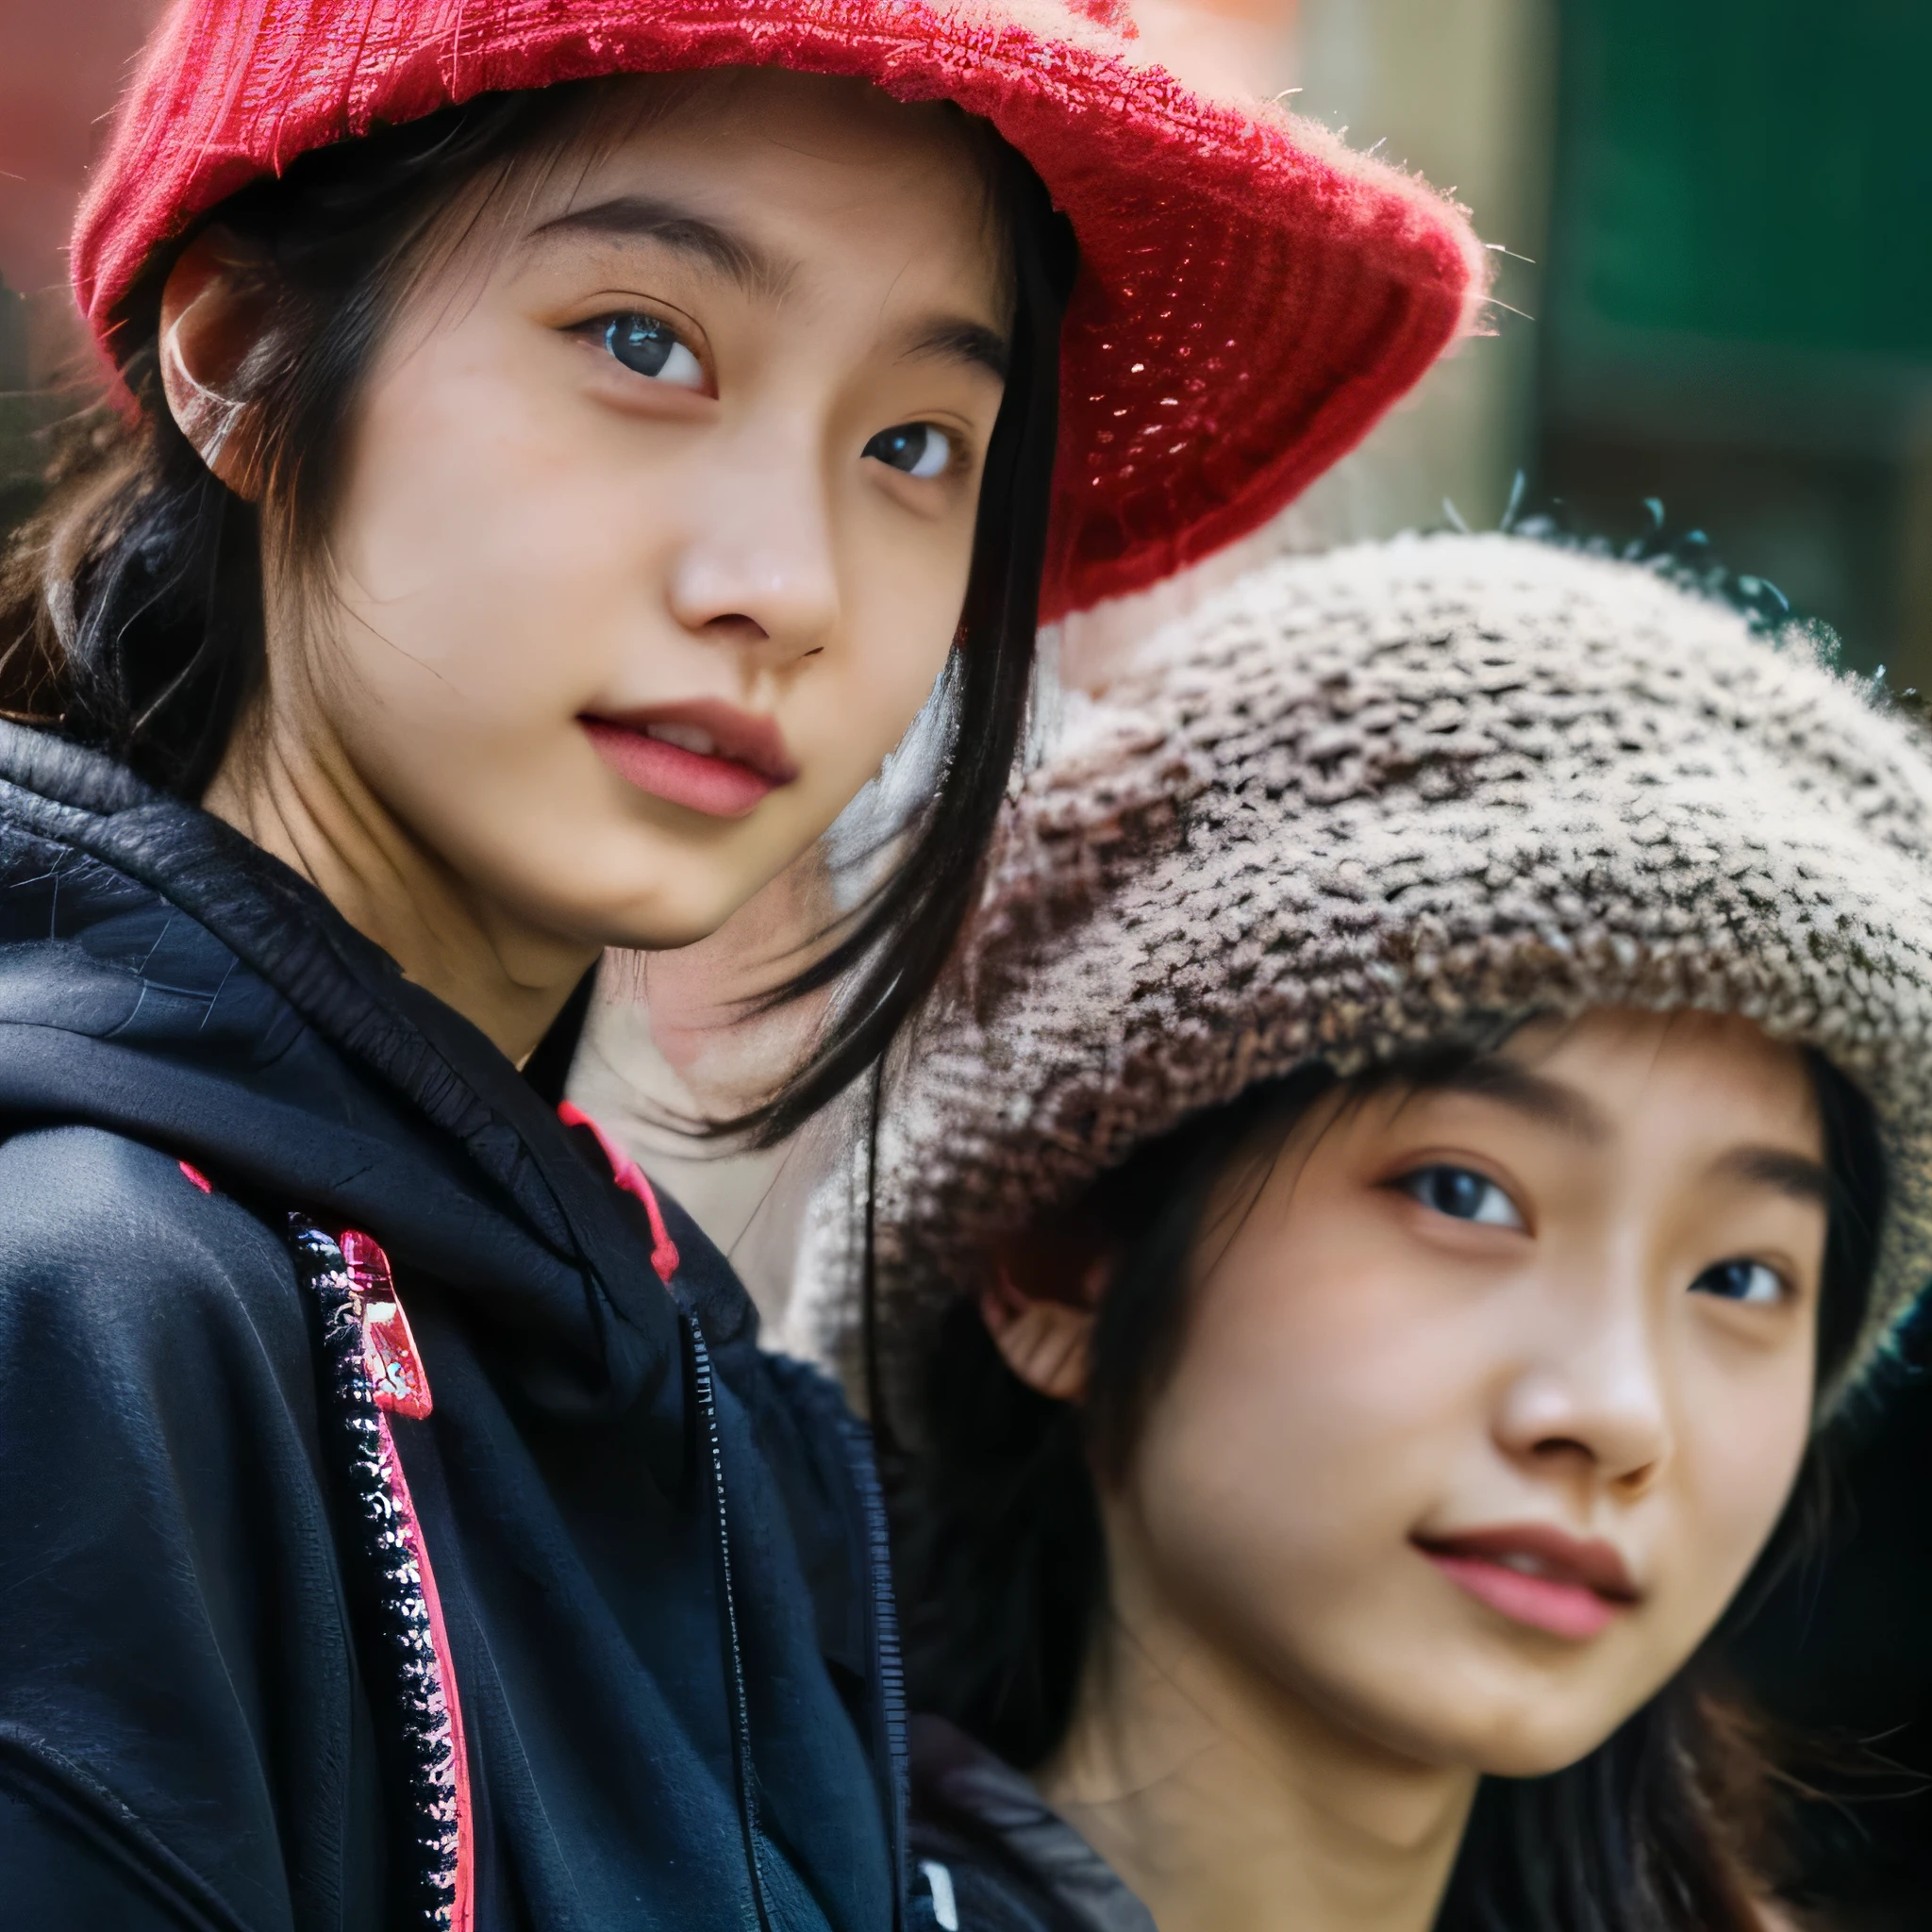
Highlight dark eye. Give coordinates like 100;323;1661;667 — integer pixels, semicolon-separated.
1690;1258;1785;1306
600;313;705;390
1399;1164;1524;1229
863;422;953;479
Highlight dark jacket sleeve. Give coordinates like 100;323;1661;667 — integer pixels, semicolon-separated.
0;1127;382;1932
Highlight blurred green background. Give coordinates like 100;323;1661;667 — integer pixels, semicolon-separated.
1541;0;1932;681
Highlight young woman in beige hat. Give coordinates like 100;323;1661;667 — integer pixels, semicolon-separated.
827;534;1932;1932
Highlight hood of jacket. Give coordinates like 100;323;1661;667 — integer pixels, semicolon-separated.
0;715;712;1412
908;1716;1154;1932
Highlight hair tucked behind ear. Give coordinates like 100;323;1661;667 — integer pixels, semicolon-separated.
0;88;580;796
0;85;1075;1138
894;1067;1339;1767
891;1050;1885;1929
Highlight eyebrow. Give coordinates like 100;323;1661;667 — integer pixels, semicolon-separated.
531;195;1010;377
1710;1145;1832;1208
1431;1059;1612;1145
530;195;792;301
1425;1064;1832;1206
907;319;1010;380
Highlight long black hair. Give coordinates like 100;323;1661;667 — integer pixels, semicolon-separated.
893;1047;1888;1931
0;79;1075;1143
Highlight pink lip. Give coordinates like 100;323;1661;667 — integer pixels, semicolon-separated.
581;701;796;821
1416;1524;1640;1642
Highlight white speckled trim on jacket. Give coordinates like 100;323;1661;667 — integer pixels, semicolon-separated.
822;533;1932;1425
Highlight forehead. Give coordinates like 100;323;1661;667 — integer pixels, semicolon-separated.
513;69;1009;306
1497;1008;1821;1152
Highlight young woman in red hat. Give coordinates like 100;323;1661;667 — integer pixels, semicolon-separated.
0;3;1476;1926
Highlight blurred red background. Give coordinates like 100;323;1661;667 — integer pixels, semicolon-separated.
0;0;164;372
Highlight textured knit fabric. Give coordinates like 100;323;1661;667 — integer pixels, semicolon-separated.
834;534;1932;1417
0;718;903;1931
69;0;1484;620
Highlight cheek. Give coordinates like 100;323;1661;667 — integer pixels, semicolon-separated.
1658;1360;1812;1635
782;489;974;818
322;318;641;738
1125;1236;1469;1643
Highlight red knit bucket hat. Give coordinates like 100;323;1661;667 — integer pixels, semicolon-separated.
70;0;1487;620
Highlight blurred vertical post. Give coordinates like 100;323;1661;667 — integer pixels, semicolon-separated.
1132;0;1297;99
1289;0;1556;543
0;270;38;539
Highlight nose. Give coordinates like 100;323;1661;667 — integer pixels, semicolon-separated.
1493;1278;1674;1498
665;425;841;666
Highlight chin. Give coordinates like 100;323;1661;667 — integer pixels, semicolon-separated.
1416;1695;1629;1781
1318;1653;1634;1782
590;872;763;955
1468;1729;1609;1781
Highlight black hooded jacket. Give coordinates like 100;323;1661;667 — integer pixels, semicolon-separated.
906;1718;1153;1932
0;720;906;1931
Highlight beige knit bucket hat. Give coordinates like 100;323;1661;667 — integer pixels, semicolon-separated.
834;533;1932;1419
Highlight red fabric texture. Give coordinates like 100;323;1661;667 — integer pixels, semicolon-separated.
341;1225;436;1421
71;0;1487;617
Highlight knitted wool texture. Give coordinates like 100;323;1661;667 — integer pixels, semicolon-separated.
853;533;1932;1418
70;0;1485;619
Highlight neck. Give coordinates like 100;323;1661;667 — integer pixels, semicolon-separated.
1036;1580;1475;1932
205;698;598;1067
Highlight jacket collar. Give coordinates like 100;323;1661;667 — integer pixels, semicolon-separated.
0;718;747;1413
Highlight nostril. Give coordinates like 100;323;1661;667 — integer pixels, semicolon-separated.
1612;1459;1662;1498
701;613;769;643
1529;1434;1664;1493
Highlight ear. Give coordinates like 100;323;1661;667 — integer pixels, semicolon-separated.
158;227;275;501
978;1251;1108;1404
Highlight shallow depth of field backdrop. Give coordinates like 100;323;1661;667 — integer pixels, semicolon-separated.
3;1;1929;1922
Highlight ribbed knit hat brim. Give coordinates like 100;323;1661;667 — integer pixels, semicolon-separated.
70;0;1484;620
841;534;1932;1419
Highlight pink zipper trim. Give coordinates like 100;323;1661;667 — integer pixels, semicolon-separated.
557;1101;680;1285
335;1226;474;1932
375;1404;475;1932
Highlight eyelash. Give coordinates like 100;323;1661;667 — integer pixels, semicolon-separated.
585;310;708;391
862;422;958;481
1689;1258;1790;1306
577;309;972;486
1395;1164;1525;1230
1395;1166;1793;1308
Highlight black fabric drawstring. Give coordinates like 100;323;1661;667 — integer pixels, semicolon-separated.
682;1307;775;1932
856;1052;913;1930
861;1054;895;1457
842;1413;911;1932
